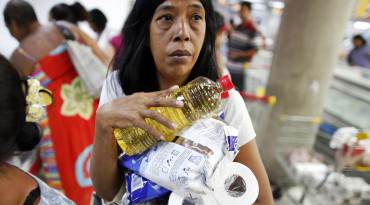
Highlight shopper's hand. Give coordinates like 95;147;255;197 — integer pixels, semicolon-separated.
96;86;183;140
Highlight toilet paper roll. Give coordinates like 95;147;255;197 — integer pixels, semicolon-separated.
211;162;259;205
168;192;218;205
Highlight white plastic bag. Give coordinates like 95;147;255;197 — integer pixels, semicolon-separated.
66;40;107;98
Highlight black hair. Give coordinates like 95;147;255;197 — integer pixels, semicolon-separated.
49;2;87;24
69;2;88;22
0;55;41;162
114;0;218;95
214;11;225;32
88;9;108;33
353;34;367;46
3;0;38;27
49;3;75;23
240;1;252;10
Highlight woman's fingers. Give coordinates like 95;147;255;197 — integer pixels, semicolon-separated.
155;85;179;97
131;119;164;141
140;110;176;130
146;97;184;108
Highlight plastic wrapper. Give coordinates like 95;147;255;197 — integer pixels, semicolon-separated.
123;172;169;205
170;159;259;205
119;118;239;204
330;127;370;170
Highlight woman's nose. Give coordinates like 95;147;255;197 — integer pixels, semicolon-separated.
173;18;190;42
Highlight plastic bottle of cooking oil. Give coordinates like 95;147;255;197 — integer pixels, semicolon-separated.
114;75;234;156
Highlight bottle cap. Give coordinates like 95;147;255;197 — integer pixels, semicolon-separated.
221;91;230;99
218;75;234;91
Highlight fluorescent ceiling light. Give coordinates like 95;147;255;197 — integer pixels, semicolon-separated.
253;4;267;11
268;1;285;9
353;21;370;30
240;0;265;3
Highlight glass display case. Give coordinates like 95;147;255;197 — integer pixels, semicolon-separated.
315;65;370;182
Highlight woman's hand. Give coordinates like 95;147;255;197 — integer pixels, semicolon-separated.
96;86;183;139
91;86;183;201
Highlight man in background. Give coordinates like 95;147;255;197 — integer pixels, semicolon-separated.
227;1;261;91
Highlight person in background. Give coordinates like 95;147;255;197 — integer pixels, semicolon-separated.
109;23;127;65
109;29;123;54
88;8;116;61
227;1;264;91
0;54;74;205
214;11;231;78
90;0;273;204
347;34;370;69
4;1;109;204
49;2;96;39
49;2;88;25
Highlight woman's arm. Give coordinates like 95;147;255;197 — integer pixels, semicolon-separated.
235;139;274;205
77;30;112;66
58;21;112;66
91;110;123;201
10;49;37;77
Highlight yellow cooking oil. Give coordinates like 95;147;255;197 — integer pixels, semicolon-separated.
114;76;233;156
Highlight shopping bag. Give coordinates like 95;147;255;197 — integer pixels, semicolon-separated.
65;40;107;98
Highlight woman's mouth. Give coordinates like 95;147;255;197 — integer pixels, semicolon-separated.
169;50;191;57
168;50;192;63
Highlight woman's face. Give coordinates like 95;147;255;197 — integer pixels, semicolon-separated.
150;0;206;85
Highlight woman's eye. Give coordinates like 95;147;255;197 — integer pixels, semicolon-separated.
192;14;203;21
159;15;173;22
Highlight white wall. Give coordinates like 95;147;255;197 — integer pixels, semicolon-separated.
0;0;133;58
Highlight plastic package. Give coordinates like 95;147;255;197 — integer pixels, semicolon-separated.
120;119;239;204
123;172;169;205
169;159;259;205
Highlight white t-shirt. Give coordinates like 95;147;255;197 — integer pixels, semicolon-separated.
99;72;256;147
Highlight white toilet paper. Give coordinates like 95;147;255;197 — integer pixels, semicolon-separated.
168;162;259;205
210;162;259;205
168;192;218;205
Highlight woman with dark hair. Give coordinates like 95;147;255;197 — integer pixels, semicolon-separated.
91;0;273;204
214;11;231;78
48;3;75;23
49;2;88;24
49;2;96;39
0;54;74;205
4;0;109;204
88;8;116;61
88;9;107;34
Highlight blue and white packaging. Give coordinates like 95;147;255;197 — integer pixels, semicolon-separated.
120;118;240;204
121;141;208;191
124;172;169;205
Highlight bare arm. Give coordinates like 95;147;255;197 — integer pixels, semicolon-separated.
9;22;111;76
235;139;274;205
9;49;37;77
104;43;116;64
76;29;112;66
58;21;111;66
91;110;123;201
